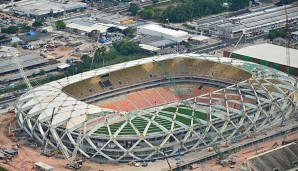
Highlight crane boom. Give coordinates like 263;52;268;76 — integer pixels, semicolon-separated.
12;53;83;169
285;6;290;72
281;5;291;127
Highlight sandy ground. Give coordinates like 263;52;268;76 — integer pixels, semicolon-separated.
1;112;297;171
44;46;75;61
0;12;32;22
189;132;298;171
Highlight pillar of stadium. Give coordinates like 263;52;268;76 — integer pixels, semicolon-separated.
15;56;298;162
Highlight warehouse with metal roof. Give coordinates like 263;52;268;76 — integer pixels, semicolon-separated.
0;53;49;75
205;4;298;37
138;24;189;42
12;0;87;18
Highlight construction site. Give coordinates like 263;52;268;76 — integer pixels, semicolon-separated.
0;1;297;169
0;51;296;171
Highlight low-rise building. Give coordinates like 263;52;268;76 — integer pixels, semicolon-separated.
12;0;87;19
197;4;298;38
138;24;189;43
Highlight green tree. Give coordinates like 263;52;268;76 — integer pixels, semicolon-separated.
0;34;7;40
267;32;277;40
114;41;140;55
139;8;154;19
88;29;100;40
73;28;79;33
93;46;107;65
152;0;158;3
80;54;92;68
39;69;46;75
21;25;31;32
104;47;118;61
55;20;66;30
161;0;243;23
229;0;249;11
32;20;44;27
128;3;140;16
1;26;19;34
122;27;135;37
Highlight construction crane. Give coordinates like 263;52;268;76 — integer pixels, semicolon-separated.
154;60;234;165
12;53;83;170
162;150;172;171
281;5;291;127
67;129;84;169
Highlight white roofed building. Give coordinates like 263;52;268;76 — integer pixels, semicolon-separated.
138;24;188;42
12;0;87;19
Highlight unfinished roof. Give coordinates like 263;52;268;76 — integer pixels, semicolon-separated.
247;143;298;171
234;43;298;68
15;54;298;162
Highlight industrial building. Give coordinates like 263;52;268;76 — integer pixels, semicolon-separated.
94;12;146;28
63;16;127;34
138;24;189;43
224;43;298;76
0;46;17;57
0;46;64;81
15;54;297;163
0;53;49;76
197;4;298;38
12;0;87;18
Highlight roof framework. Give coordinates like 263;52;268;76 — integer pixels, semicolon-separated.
15;54;298;162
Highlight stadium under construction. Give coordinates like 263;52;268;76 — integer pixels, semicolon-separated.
15;54;298;163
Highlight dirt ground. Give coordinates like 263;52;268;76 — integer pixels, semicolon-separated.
1;112;297;171
0;113;121;171
0;12;32;22
189;126;298;171
44;46;77;62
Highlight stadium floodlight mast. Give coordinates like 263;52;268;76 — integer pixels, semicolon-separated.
11;52;85;169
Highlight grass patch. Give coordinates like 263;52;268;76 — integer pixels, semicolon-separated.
0;167;9;171
94;106;210;135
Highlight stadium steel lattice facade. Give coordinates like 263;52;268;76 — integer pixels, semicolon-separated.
15;54;298;162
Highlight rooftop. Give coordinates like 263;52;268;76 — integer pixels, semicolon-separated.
0;46;17;57
208;4;298;33
139;24;188;37
139;44;160;52
0;53;48;75
233;43;298;68
13;0;87;16
65;18;119;33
